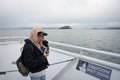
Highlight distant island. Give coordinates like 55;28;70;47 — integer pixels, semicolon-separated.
92;27;120;30
105;27;120;29
59;26;72;29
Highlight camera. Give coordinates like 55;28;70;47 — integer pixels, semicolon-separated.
42;40;49;53
44;46;49;53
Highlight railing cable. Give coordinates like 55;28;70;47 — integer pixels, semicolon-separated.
50;58;75;66
0;58;74;75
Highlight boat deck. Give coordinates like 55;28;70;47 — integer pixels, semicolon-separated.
0;41;120;80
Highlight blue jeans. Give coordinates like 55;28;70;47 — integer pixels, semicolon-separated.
30;75;46;80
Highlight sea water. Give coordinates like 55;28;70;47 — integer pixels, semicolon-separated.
0;28;120;54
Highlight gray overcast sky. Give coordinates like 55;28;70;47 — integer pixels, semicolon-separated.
0;0;120;28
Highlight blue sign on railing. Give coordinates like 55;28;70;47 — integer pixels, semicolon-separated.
76;60;112;80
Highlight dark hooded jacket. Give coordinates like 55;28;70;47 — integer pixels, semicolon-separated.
22;39;49;73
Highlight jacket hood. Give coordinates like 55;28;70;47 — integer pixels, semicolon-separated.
29;27;43;43
24;39;32;44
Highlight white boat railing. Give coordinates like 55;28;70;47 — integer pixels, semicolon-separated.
49;41;120;70
49;41;120;58
0;37;120;71
0;36;27;44
51;47;120;70
0;36;27;40
1;36;120;57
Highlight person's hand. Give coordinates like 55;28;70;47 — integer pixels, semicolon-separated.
43;51;49;57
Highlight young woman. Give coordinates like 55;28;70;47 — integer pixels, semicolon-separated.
22;27;49;80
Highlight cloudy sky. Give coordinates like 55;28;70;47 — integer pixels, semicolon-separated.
0;0;120;28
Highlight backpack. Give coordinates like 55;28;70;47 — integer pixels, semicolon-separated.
16;44;33;77
16;56;29;76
